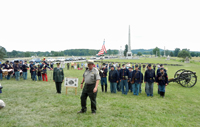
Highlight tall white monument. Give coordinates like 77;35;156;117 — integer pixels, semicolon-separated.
164;46;166;57
126;25;132;59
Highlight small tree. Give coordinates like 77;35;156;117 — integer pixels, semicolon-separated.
137;52;142;56
178;50;191;59
153;47;160;56
124;44;128;56
170;51;174;57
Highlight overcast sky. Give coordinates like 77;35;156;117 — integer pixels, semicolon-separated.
0;0;200;52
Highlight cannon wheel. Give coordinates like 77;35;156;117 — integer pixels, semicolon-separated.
178;70;197;88
174;69;185;79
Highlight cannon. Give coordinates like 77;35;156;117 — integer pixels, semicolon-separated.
168;69;197;88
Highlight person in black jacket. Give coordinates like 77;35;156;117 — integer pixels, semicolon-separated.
116;66;121;92
99;63;108;92
131;65;142;96
14;60;20;81
144;64;156;97
128;67;133;92
119;64;130;95
22;61;29;80
156;68;168;98
108;65;119;93
139;71;144;94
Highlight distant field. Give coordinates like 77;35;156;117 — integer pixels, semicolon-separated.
0;58;200;126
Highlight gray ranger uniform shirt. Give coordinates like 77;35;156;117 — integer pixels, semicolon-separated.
83;67;100;84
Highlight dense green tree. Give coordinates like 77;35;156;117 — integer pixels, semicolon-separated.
137;52;142;56
124;44;128;56
0;46;7;59
174;48;180;57
25;52;31;57
190;52;197;57
178;50;191;59
170;51;174;57
153;47;160;56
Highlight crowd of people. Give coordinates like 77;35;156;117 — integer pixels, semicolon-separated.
98;62;168;98
0;58;53;82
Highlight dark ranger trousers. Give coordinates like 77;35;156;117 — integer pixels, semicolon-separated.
81;84;97;113
55;82;62;93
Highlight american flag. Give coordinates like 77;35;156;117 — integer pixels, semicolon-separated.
98;39;107;56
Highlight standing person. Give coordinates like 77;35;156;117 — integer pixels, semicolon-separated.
84;62;87;68
14;60;20;81
139;64;142;71
0;62;3;81
22;61;29;80
108;65;119;93
77;63;80;69
40;61;52;82
81;63;83;69
128;67;133;92
71;61;74;69
139;71;144;93
53;62;64;94
131;65;142;96
37;64;42;81
119;64;129;95
153;64;156;72
31;64;37;81
99;63;108;92
67;63;70;70
30;61;34;80
78;60;100;115
50;62;54;69
156;68;168;98
144;64;156;97
74;63;77;69
143;64;146;72
116;66;121;92
5;61;11;80
19;61;23;77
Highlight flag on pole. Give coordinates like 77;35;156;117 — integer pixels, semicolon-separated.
98;39;107;56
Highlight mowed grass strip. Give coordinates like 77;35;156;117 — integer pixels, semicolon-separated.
0;58;200;127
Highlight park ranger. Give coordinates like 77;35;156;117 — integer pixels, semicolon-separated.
78;60;100;115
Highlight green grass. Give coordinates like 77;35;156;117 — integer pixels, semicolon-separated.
0;58;200;127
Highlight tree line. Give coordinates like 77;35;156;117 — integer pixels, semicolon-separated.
0;46;119;59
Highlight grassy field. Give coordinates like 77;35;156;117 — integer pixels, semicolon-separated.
0;57;200;127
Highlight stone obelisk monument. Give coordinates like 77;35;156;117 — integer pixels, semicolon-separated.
126;25;132;59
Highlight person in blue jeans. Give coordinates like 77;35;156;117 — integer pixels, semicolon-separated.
144;64;156;97
31;64;37;81
119;64;129;95
131;65;142;96
22;61;29;80
116;66;121;92
5;61;11;80
99;63;108;92
37;64;42;81
14;60;20;81
109;65;119;93
156;68;168;98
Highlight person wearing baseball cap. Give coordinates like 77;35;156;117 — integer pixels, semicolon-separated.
144;64;156;97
